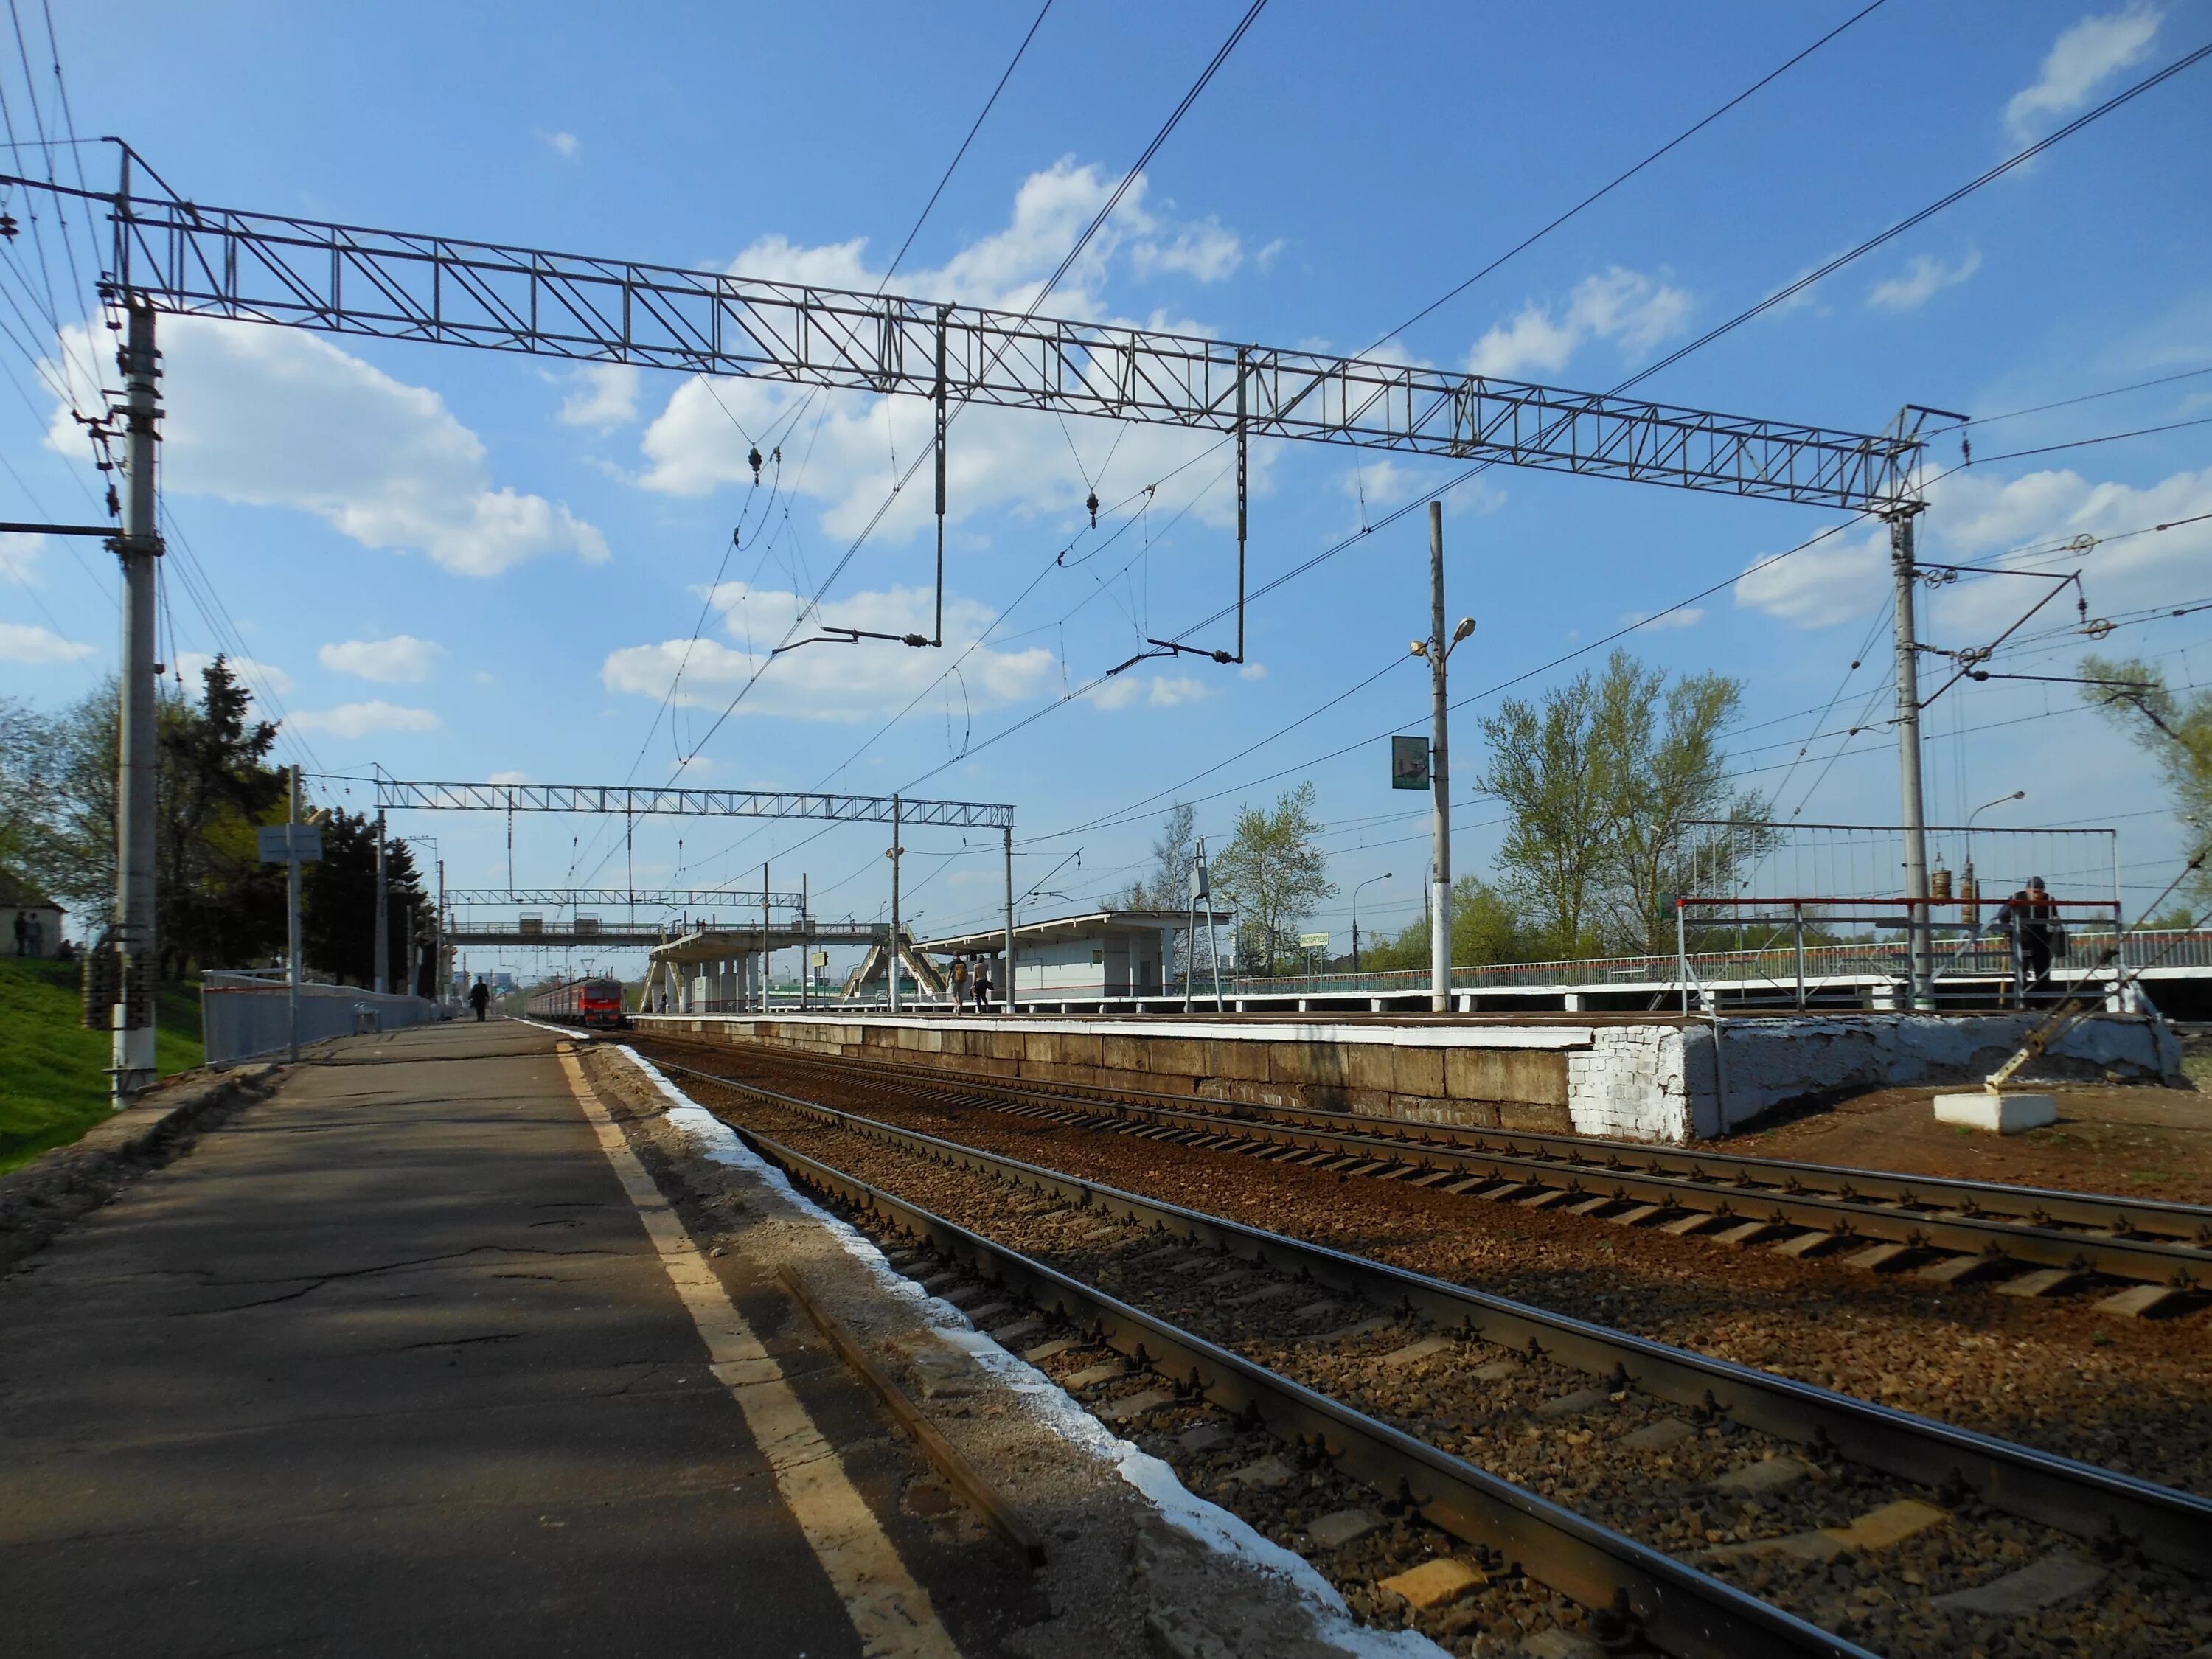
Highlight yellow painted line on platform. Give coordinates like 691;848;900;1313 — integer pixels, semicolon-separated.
557;1049;963;1659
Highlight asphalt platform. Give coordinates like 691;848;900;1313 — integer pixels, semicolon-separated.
0;1020;963;1658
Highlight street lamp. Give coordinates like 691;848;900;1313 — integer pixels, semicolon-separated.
1352;873;1392;973
1962;790;2024;936
1413;498;1477;1012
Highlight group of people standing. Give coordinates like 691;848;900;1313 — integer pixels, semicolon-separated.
946;953;995;1013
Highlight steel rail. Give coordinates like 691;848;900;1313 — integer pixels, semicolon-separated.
726;1121;1874;1659
689;1040;2212;1279
650;1057;2212;1574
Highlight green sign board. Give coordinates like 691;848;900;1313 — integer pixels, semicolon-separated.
1391;734;1430;790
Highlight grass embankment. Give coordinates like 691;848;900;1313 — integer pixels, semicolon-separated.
0;956;203;1173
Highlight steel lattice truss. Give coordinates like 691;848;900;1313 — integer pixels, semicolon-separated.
105;191;1922;511
443;887;809;908
355;777;1012;829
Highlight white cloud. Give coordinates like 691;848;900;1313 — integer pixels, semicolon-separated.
601;581;1053;723
1238;661;1267;681
634;161;1268;535
1340;456;1503;518
1255;238;1288;274
0;620;93;663
48;318;608;577
1734;462;2212;631
1467;268;1691;380
559;364;642;430
0;532;44;582
175;650;297;699
288;700;442;738
1868;248;1983;311
488;768;529;785
1131;216;1242;283
542;131;582;160
2005;6;2162;145
1086;671;1220;712
319;634;445;684
1619;606;1705;630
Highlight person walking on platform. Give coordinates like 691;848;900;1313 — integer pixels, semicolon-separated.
468;976;491;1022
949;954;970;1014
2001;877;2063;1001
974;957;993;1013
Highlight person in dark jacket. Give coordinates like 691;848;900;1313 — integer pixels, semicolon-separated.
2001;877;2060;997
467;977;491;1021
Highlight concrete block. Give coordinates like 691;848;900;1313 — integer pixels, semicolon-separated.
1099;1034;1144;1074
1933;1091;2056;1134
1379;1557;1485;1609
1391;1046;1444;1099
1932;1550;2104;1615
1822;1499;1947;1551
1151;1037;1204;1079
1204;1039;1270;1082
1307;1509;1383;1551
1341;1043;1396;1094
1498;1100;1576;1134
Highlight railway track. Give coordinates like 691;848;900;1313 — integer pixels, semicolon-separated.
638;1052;2212;1658
675;1039;2212;1297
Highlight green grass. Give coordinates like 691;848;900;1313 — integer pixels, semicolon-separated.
0;956;204;1174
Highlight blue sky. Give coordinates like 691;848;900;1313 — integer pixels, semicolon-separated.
3;0;2208;970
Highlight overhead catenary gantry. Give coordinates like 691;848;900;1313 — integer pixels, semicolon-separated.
10;143;1939;1093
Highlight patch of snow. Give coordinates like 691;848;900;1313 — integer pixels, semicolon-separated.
618;1045;1442;1659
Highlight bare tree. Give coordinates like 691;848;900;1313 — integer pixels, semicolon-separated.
2084;654;2212;908
1119;801;1197;910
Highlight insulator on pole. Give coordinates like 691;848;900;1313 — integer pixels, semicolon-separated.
748;445;762;482
1085;490;1099;527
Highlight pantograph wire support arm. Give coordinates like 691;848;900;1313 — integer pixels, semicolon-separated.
13;164;1924;514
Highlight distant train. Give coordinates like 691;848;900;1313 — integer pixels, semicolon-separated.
526;976;630;1029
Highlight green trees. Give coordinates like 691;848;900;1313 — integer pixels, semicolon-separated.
1478;650;1765;958
1;658;429;984
303;810;431;990
1363;875;1530;971
1211;782;1335;973
2082;654;2212;908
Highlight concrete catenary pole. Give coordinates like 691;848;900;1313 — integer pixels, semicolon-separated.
1890;507;1933;1009
1003;824;1016;1017
373;810;389;995
1427;501;1451;1015
799;872;810;1012
111;298;162;1102
888;794;902;1014
287;766;303;1064
761;860;771;1014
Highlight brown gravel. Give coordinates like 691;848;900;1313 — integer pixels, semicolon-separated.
704;1082;2212;1659
1745;1079;2212;1206
633;1036;2212;1502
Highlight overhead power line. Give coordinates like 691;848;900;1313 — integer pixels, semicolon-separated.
1371;0;1892;352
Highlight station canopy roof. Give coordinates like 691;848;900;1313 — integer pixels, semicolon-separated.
920;908;1233;956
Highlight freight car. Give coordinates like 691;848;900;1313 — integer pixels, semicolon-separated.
526;975;630;1029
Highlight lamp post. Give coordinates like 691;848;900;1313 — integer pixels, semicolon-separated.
1351;873;1391;974
1411;500;1477;1012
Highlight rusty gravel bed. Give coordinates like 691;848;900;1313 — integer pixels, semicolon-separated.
692;1039;2212;1292
633;1034;2212;1495
656;1064;2212;1659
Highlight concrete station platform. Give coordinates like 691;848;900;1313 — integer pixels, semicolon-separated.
636;1007;2185;1143
0;1022;982;1658
0;1020;1397;1659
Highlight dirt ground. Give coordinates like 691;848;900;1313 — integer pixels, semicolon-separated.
1743;1071;2212;1203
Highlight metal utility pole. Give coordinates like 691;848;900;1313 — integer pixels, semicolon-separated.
888;794;903;1014
287;766;304;1063
373;810;389;995
111;298;162;1103
1890;506;1933;1009
1427;502;1451;1015
799;872;810;1012
1003;824;1016;1018
436;858;447;1004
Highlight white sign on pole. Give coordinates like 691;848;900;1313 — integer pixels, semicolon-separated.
1298;931;1330;949
257;824;323;863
